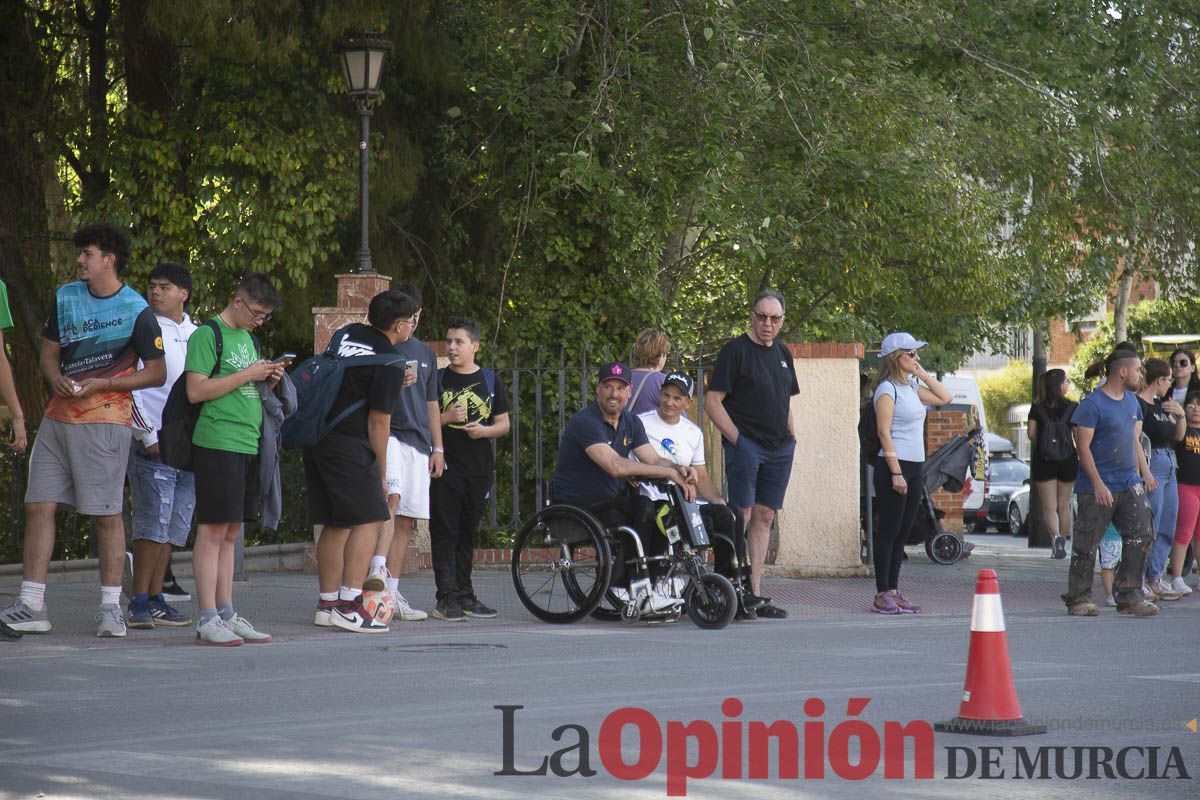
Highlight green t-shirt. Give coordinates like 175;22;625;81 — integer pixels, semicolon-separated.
184;317;262;455
0;279;13;331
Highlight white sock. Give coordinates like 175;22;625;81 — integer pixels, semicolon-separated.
100;585;122;607
319;591;338;603
339;586;361;602
370;555;387;571
385;576;399;594
19;581;46;610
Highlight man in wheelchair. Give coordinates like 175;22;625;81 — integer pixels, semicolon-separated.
636;371;765;620
549;362;697;614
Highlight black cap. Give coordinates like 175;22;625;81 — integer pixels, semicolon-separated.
597;362;631;385
662;371;694;396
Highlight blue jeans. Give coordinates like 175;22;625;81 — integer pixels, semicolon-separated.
722;435;796;510
1144;448;1178;580
128;446;196;546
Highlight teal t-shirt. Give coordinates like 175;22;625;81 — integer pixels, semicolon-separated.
184;317;261;454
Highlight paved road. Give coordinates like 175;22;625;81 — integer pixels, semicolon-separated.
1;543;1197;799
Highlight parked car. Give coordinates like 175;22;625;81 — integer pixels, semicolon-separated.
962;434;1019;532
1006;483;1079;539
982;457;1030;531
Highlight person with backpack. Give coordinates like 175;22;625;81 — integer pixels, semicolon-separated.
183;274;285;646
1026;369;1080;560
306;292;413;633
1136;358;1186;601
428;317;510;621
869;333;952;615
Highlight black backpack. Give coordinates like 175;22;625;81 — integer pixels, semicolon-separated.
281;351;407;450
858;382;897;464
1034;402;1076;462
158;319;223;471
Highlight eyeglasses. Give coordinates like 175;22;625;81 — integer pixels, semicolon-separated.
902;350;919;358
236;298;272;323
753;311;784;325
399;316;418;327
1175;360;1192;368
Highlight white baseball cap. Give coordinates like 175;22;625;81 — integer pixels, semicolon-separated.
880;332;928;356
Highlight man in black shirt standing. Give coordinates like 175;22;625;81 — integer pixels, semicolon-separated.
429;317;511;621
703;289;799;619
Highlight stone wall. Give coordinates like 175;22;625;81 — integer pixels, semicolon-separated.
925;408;971;534
770;343;868;578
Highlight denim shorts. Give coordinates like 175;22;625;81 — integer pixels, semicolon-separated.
722;435;796;510
128;446;196;546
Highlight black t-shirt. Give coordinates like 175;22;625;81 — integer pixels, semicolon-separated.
1138;397;1177;449
326;323;406;439
550;403;649;503
707;333;799;451
1176;428;1200;485
1028;400;1078;461
438;367;510;476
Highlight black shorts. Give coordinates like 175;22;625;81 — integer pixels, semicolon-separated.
1031;455;1078;483
304;432;389;528
193;445;259;525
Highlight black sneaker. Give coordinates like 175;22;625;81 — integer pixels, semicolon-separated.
460;596;498;619
432;598;466;622
735;606;758;621
161;579;192;602
1052;536;1067;560
742;591;770;610
756;603;788;619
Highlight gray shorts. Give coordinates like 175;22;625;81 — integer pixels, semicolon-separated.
25;418;131;516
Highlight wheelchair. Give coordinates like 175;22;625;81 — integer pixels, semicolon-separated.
510;481;739;629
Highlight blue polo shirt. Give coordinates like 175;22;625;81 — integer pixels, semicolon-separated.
550;402;649;503
1071;389;1143;494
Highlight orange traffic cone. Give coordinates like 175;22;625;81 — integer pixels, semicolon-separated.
935;568;1046;736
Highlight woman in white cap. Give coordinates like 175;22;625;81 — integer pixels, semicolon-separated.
871;332;952;614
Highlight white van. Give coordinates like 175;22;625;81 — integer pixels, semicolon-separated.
937;375;989;528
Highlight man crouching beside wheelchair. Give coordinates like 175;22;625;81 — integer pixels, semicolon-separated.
549;362;698;615
635;371;765;621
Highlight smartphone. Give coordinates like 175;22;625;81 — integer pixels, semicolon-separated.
406;359;419;373
272;353;297;364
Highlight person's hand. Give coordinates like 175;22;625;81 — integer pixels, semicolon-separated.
445;402;467;424
1143;471;1158;494
462;421;488;439
676;465;697;485
51;375;79;397
670;471;696;502
1163;399;1184;418
1095;484;1114;508
429;450;445;478
401;370;418;389
8;418;26;453
145;443;160;458
891;473;907;495
242;360;279;383
73;377;111;398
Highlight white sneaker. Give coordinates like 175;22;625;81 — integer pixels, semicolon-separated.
1151;578;1181;601
390;591;428;621
639;590;684;615
96;604;127;638
195;617;243;647
363;564;389;593
1169;576;1193;596
226;614;272;643
1105;595;1117;607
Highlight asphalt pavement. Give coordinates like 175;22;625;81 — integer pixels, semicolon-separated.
1;537;1197;799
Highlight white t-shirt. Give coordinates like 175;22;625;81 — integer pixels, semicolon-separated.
637;410;705;501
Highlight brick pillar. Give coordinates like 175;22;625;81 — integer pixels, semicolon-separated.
311;273;392;354
924;409;970;533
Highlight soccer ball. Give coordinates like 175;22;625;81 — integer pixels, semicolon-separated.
361;590;395;625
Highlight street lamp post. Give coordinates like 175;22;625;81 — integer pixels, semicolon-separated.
337;31;393;274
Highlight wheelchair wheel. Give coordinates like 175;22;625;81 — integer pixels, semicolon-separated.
512;505;612;623
683;572;737;630
926;531;963;565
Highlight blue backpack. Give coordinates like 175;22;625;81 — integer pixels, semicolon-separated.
281;351;406;450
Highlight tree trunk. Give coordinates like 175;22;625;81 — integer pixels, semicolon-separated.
0;0;53;422
77;0;113;211
1113;257;1134;345
1027;327;1052;549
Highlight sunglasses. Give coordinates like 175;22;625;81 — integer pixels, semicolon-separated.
902;350;919;358
753;311;784;325
1175;359;1192;367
